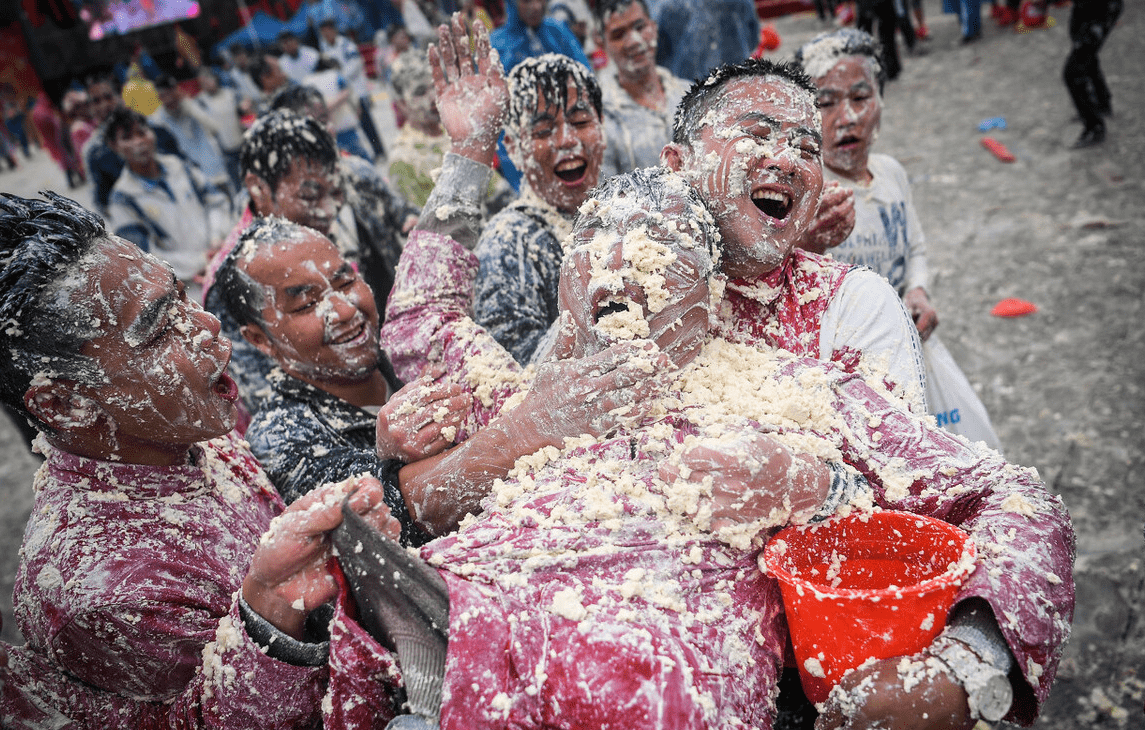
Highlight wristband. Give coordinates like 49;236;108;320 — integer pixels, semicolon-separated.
810;464;868;522
238;595;329;667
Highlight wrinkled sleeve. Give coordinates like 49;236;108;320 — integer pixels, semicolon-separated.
381;229;481;383
819;268;929;412
48;597;325;729
415;152;494;250
811;362;1075;726
473;215;562;364
382;154;495;380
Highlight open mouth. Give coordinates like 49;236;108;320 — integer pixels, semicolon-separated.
594;299;630;322
328;321;368;346
213;372;239;402
835;134;862;148
554;159;588;184
752;189;793;220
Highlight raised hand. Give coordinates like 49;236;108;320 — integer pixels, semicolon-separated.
428;13;509;166
802;181;856;254
376;366;473;462
242;475;401;638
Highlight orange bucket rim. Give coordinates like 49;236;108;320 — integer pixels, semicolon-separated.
762;511;977;602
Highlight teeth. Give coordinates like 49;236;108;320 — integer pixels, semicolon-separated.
752;190;791;205
556;160;584;172
332;324;364;344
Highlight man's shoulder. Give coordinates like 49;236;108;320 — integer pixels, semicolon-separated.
789;248;853;283
109;166;147;198
659;66;691;96
246;379;329;448
868;152;908;182
478;203;565;255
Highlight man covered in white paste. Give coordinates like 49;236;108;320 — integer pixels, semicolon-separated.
214;218;460;546
659;56;926;407
0;191;403;728
471;53;607;364
360;165;1071;730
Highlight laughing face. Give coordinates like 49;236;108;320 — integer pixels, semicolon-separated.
670;77;823;280
813;55;882;183
60;237;238;464
507;79;605;215
240;227;381;387
558;184;718;369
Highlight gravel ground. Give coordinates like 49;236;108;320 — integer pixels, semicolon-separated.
0;3;1142;726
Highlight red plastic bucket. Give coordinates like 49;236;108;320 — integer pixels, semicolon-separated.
762;511;976;702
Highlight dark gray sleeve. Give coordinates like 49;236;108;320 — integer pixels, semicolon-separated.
414;152;495;250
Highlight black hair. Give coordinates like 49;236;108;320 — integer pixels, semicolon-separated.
269;84;326;115
248;53;278;91
793;28;887;94
672;58;818;145
239;109;340;193
0;192;109;430
214;217;308;329
506;53;602;135
85;72;119;94
594;0;650;24
104;106;149;145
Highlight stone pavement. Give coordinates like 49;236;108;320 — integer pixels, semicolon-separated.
0;3;1142;726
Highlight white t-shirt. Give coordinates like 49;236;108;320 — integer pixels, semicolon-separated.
827;153;928;297
819;266;929;411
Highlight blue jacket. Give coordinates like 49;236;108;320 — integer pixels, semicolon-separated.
653;0;760;82
489;0;591;73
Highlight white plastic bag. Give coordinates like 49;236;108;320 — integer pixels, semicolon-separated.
923;334;1003;452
